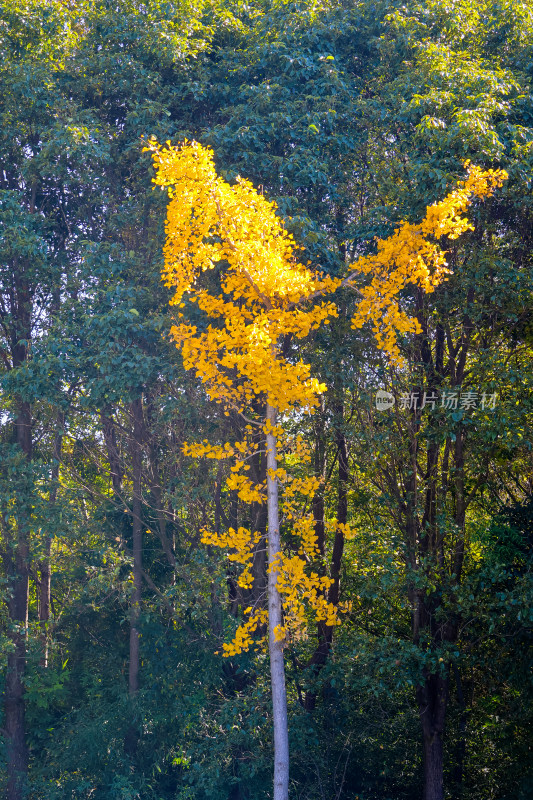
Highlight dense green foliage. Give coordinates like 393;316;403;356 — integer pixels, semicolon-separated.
1;1;532;798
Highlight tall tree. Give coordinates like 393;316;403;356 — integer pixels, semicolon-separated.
150;137;504;799
0;3;80;793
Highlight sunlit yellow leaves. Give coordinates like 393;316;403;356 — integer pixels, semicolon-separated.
152;139;506;378
263;419;284;438
347;161;507;364
335;521;358;541
148;137;338;413
182;440;236;459
222;609;269;657
293;515;320;558
283;433;312;464
150;136;339;310
152;139;507;658
225;472;264;503
271;553;340;642
200;525;262;566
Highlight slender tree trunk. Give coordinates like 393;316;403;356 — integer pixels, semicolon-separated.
39;542;51;668
266;403;289;800
101;408;123;497
129;397;143;697
329;412;348;608
144;396;176;568
5;399;31;800
4;277;32;798
304;414;327;711
39;416;63;667
5;582;29;800
124;398;143;758
304;401;347;711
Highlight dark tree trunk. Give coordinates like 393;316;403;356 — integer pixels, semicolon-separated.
39;416;63;667
329;413;348;608
129;397;143;696
101;408;124;496
124;397;143;758
305;401;348;711
4;271;32;799
5;398;31;800
451;663;469;800
423;730;444;800
5;533;30;800
5;636;28;800
304;409;327;711
416;667;448;800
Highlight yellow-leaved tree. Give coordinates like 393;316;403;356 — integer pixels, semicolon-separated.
148;138;506;800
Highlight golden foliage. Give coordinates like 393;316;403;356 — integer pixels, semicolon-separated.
149;138;506;655
347;162;508;363
149;138;337;413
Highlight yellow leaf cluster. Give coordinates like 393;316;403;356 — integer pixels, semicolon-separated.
148;138;338;413
263;419;284;438
335;521;358;541
271;553;340;642
182;440;236;459
225;472;264;504
282;433;312;464
347;162;507;363
281;475;321;520
194;441;336;654
293;515;320;558
151;138;506;381
201;525;262;592
222;609;269;657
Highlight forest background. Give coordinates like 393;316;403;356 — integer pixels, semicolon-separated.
0;1;532;799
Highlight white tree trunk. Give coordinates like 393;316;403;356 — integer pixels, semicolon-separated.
266;402;290;800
